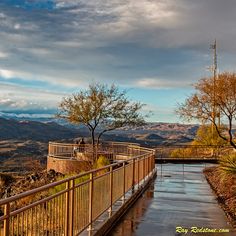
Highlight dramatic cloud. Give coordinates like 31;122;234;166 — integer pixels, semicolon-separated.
0;0;235;120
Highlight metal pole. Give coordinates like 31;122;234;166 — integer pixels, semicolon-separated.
122;162;126;203
210;40;219;144
3;203;10;236
132;159;135;193
109;166;113;217
65;181;70;236
69;179;74;236
137;160;140;189
88;173;94;232
143;157;146;182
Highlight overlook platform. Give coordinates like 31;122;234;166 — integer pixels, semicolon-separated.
47;142;147;174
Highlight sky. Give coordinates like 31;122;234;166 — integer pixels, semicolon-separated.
0;0;236;122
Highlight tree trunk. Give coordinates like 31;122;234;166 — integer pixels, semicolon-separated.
91;129;96;162
228;116;236;149
97;130;107;146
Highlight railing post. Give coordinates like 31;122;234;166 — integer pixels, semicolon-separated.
88;172;94;232
69;179;74;236
132;159;135;193
152;152;155;171
3;203;10;236
109;166;113;217
152;151;155;169
148;155;150;176
137;159;140;189
122;162;126;203
65;181;70;236
64;179;75;236
48;142;51;156
143;157;146;182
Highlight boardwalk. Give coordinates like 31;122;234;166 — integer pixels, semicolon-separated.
110;164;235;236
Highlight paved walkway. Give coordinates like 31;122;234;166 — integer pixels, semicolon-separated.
110;164;235;236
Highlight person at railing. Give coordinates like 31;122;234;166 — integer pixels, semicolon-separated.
79;138;85;152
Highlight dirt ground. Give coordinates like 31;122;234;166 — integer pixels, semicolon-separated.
204;166;236;228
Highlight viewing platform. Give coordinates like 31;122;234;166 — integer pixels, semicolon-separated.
47;142;149;174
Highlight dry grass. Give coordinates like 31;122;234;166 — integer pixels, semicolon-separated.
204;166;236;227
219;153;236;176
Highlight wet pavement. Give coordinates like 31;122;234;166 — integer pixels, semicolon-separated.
110;164;236;236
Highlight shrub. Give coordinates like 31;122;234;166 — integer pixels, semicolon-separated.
219;153;236;176
50;173;90;195
93;155;110;169
93;155;110;176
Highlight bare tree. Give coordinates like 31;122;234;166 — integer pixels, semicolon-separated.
57;83;146;148
177;72;236;148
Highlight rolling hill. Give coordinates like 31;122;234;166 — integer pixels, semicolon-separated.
0;118;79;141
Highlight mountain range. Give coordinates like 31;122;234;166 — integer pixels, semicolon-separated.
0;118;79;141
0;117;199;173
0;116;199;145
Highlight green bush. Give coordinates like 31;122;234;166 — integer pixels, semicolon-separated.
50;173;90;195
92;155;110;176
93;155;110;169
219;153;236;176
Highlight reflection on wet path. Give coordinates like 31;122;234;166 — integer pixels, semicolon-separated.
110;164;235;236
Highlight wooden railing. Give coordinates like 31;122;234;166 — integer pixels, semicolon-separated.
0;143;155;236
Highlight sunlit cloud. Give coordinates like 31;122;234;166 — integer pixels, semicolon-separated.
0;69;16;79
136;78;191;89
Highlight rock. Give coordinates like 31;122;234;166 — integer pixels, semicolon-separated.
47;169;57;178
1;169;64;198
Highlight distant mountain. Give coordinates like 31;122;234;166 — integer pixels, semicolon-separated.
0;115;199;145
0;111;86;130
0;111;54;121
0;118;80;141
111;122;199;146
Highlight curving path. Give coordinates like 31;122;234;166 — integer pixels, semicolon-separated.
110;164;235;236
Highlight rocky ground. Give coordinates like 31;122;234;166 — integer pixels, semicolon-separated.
204;166;236;227
0;169;65;217
0;140;51;175
0;169;64;200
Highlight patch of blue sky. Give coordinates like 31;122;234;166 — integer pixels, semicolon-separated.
5;0;55;10
127;87;196;123
128;87;194;106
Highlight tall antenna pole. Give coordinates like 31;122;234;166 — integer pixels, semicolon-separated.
210;40;218;144
212;39;217;82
